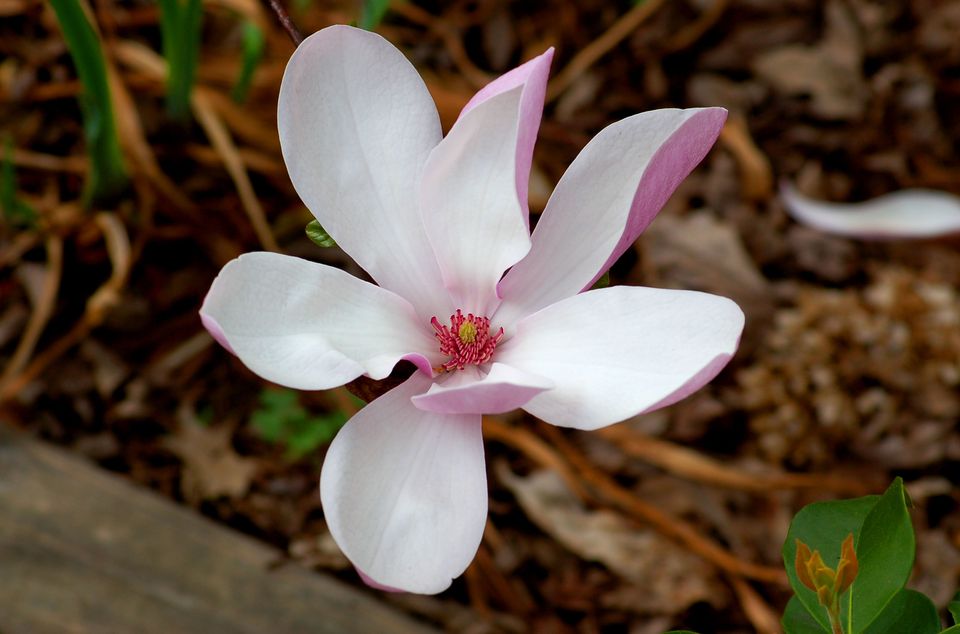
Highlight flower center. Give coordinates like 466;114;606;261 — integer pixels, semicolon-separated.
430;310;504;372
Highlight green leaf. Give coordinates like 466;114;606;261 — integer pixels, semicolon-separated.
941;627;960;634
948;590;960;625
231;21;265;104
305;219;336;247
590;271;610;290
250;388;353;460
1;138;37;228
783;596;830;634
48;0;128;203
784;494;880;631
850;478;915;633
159;0;204;121
860;589;939;634
359;0;391;30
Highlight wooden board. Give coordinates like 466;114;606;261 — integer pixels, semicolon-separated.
0;424;438;634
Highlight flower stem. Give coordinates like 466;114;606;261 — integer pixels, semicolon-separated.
262;0;303;45
827;605;844;634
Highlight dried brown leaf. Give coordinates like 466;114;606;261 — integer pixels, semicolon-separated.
496;463;720;615
164;406;258;503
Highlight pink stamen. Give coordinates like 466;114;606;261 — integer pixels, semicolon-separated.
430;310;504;372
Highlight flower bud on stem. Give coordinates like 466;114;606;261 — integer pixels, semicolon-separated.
795;533;858;634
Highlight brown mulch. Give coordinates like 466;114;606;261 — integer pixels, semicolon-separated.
2;1;960;632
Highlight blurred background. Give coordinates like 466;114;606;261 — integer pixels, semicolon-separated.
1;0;959;632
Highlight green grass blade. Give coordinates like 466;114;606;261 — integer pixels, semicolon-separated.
158;0;204;121
359;0;391;30
48;0;128;204
231;21;265;104
1;138;37;228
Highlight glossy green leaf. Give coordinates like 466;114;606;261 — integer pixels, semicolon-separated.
305;219;336;247
232;21;265;104
48;0;128;203
948;590;960;625
159;0;203;121
860;589;939;634
850;478;915;633
783;596;829;634
359;0;390;30
784;494;879;631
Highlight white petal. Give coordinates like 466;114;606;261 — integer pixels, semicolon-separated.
496;108;727;326
200;252;436;390
278;25;451;320
781;182;960;239
320;373;487;594
495;286;744;430
411;363;553;414
421;87;532;314
458;49;554;230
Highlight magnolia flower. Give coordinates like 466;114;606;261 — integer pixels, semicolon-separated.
782;182;960;239
201;25;745;594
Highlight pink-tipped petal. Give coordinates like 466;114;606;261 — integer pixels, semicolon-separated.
200;312;235;355
321;373;487;594
411;363;553;414
781;182;960;239
495;285;744;430
459;49;554;230
200;253;437;390
356;568;404;593
421;87;532;314
496;108;727;325
278;25;451;321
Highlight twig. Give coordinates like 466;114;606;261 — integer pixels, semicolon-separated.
107;44;198;212
390;3;491;89
546;0;668;103
11;149;87;173
538;422;788;585
719;112;774;202
112;40;278;251
192;93;280;252
262;0;302;46
483;417;591;501
0;214;131;403
728;575;783;634
0;234;63;396
598;425;867;495
0;232;41;270
463;553;492;618
662;0;730;52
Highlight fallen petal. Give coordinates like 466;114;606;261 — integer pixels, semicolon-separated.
781;182;960;239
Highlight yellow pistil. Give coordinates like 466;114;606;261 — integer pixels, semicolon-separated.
458;320;478;344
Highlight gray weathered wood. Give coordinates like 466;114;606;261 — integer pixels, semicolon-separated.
0;424;438;634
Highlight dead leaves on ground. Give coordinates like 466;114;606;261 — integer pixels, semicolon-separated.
163;405;257;504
